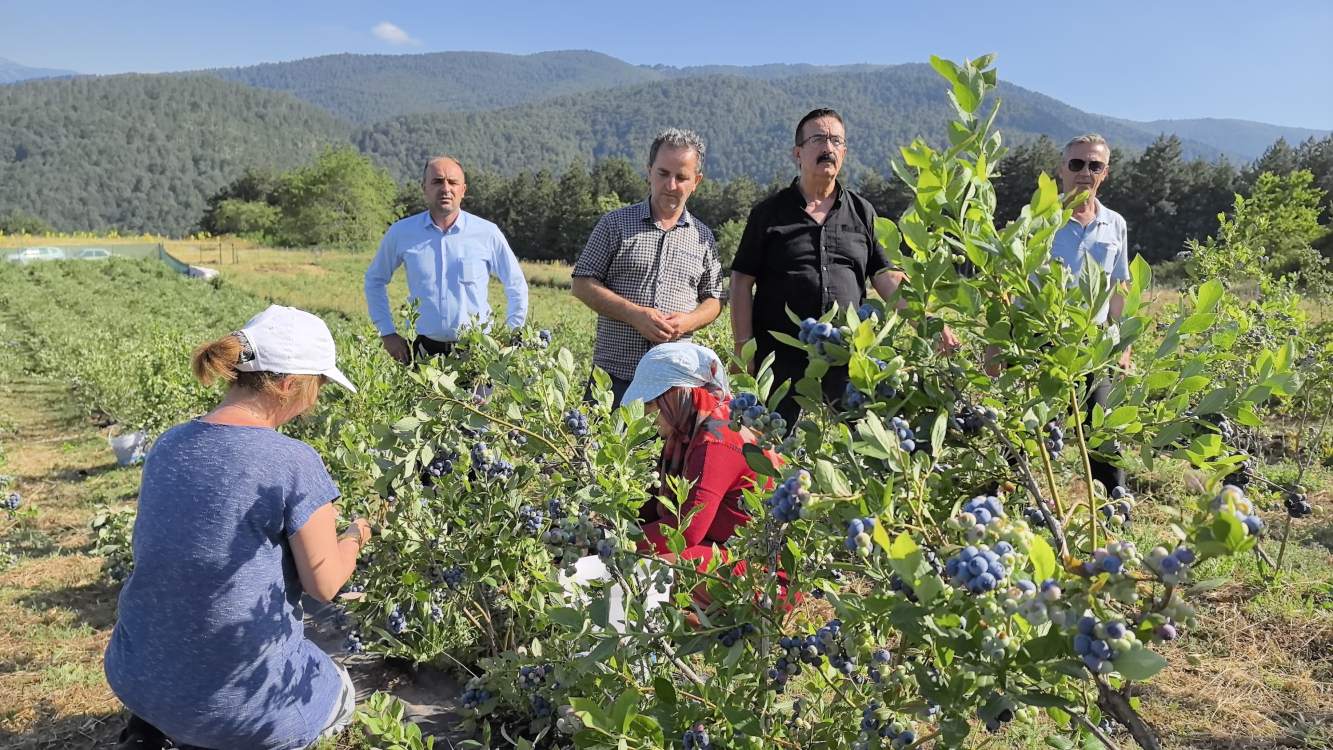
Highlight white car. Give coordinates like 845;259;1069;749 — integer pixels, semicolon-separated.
74;248;112;260
5;246;67;264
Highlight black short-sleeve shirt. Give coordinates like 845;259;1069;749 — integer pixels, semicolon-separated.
731;179;889;364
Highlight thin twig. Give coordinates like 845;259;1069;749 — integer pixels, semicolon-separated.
1068;709;1124;750
1068;387;1099;551
977;412;1070;556
608;567;706;687
438;395;576;469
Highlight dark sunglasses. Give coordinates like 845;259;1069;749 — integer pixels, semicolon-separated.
1066;158;1108;174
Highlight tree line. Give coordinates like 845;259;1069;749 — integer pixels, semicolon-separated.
197;133;1331;278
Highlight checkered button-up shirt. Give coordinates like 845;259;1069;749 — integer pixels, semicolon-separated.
572;201;723;380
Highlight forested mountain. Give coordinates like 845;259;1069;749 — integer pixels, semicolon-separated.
0;57;77;84
206;50;664;124
353;65;1222;183
1108;117;1330;161
0;75;353;234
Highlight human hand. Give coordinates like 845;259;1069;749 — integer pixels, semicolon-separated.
633;308;678;343
381;333;411;365
662;311;694;340
352;517;372;546
1117;347;1134;377
937;324;961;355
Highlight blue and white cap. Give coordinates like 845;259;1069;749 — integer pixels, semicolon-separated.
234;305;356;393
621;342;729;406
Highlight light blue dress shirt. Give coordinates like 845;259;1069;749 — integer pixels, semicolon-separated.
1049;200;1130;323
365;210;529;341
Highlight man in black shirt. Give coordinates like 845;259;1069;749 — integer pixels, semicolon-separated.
730;108;958;424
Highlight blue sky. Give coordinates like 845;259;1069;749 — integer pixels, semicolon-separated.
4;0;1330;129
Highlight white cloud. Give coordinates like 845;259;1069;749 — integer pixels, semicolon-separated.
371;22;421;46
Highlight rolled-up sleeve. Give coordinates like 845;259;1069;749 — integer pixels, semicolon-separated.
492;230;529;328
364;229;401;336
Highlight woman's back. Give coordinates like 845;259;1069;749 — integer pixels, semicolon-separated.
106;420;343;750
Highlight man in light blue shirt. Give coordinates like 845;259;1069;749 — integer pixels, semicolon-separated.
365;156;528;363
1051;133;1130;492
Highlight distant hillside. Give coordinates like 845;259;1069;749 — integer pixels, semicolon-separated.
355;65;1222;183
0;74;353;234
647;62;891;80
206;50;664;124
0;57;77;84
1108;117;1331;161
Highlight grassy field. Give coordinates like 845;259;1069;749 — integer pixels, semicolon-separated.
0;248;1330;748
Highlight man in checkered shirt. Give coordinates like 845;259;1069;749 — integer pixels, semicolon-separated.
572;128;724;407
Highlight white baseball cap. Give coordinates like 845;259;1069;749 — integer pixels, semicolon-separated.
234;305;356;393
622;342;729;406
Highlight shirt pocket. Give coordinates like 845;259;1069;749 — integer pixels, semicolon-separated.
664;243;704;295
460;258;487;284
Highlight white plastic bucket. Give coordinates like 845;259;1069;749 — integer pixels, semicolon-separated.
109;430;147;466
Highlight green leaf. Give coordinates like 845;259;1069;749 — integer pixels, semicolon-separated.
1030;172;1059;216
1178;313;1217;335
929;411;947;457
1104;405;1139;429
1114;647;1168;681
1194;387;1232;416
874;217;901;250
1196;279;1224;312
815;459;852;497
652;676;676;707
1030;535;1056;582
741;443;777;477
548;607;586;631
1145;370;1179;391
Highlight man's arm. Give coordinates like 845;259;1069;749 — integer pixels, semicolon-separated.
664;298;722;336
492;232;529;328
730;271;757;373
364;231;411;363
571;276;676;343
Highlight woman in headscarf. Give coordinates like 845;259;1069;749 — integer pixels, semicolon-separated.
622;343;775;567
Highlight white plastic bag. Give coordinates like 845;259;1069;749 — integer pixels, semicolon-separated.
109;430;147;466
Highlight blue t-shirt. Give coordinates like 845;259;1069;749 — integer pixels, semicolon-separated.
106;420;343;750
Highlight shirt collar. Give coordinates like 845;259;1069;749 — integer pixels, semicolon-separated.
423;210;466;234
637;200;692;228
787;177;845;209
1060;196;1110;227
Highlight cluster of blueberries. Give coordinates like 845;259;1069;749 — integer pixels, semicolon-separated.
765;470;812;523
681;723;713;750
508;428;527;446
563;409;589;438
1081;539;1141;577
981;705;1017;733
537;329;552;347
386;604;406;635
797;317;849;362
1099;485;1135;526
1043;421;1066;456
1023;505;1050;530
953;404;993;435
342;629;364;654
767;619;849;693
518;663;554;690
1145;544;1196;586
460;683;493;711
715;622;756;648
3;492;19;511
519;505;544;534
868;647;893;684
890;416;917;453
845;516;877;556
1286;485;1314;518
430;603;443;623
531;694;552;719
1203;413;1235;443
421;449;458;488
1072;614;1138;675
1211;484;1264;536
854;701;916;750
961;494;1003;526
726;392;787;438
945;543;1012;594
436;565;465;591
1225;454;1255;489
470;442;514;480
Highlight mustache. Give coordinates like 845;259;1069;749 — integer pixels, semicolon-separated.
817;153;838;164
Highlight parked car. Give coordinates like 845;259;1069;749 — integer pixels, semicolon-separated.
74;248;112;260
5;246;67;264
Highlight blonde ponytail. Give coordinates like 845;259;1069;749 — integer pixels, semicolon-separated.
191;335;244;386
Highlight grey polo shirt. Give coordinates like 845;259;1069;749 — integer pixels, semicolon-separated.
572;201;723;380
1050;200;1130;323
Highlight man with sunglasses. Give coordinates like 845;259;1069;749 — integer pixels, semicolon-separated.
1051;133;1131;493
730;108;958;425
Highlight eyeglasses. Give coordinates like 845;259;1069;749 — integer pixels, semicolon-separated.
799;134;847;149
1066;158;1107;174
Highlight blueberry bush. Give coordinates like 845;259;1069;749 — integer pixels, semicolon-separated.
317;56;1307;750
